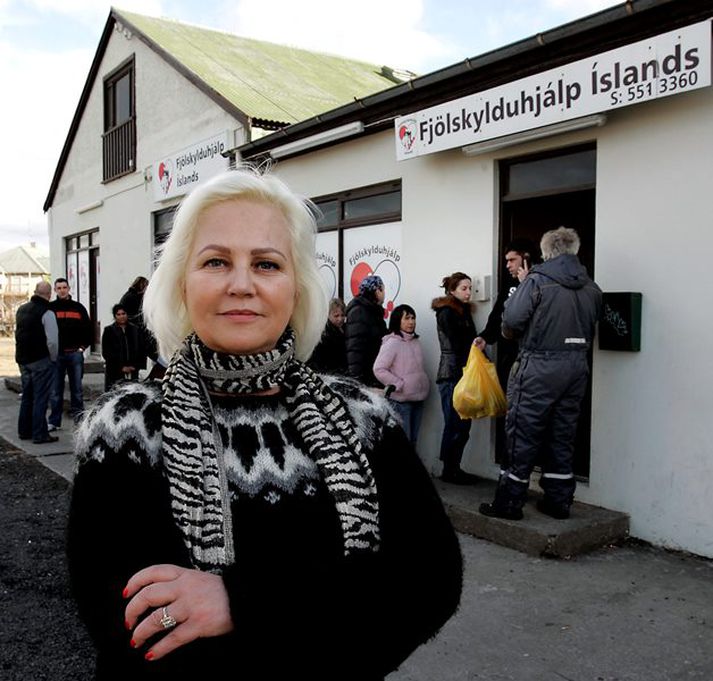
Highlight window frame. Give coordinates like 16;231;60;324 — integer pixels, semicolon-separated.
312;179;402;232
311;179;402;300
102;56;136;182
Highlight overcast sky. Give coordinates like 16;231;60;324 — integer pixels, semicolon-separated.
0;0;620;252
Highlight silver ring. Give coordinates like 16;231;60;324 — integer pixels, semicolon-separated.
159;606;177;630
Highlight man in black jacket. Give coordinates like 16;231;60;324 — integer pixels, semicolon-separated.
15;281;59;443
480;228;602;521
48;278;93;429
475;239;538;466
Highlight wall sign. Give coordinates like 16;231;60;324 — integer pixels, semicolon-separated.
395;21;711;160
342;222;402;319
599;292;642;352
153;131;230;201
315;231;339;300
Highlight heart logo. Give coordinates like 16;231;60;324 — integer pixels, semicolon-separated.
158;160;173;194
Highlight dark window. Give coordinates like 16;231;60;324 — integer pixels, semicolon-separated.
313;180;401;232
103;57;136;182
503;146;596;200
153;206;178;267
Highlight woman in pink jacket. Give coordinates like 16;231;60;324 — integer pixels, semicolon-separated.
373;305;430;445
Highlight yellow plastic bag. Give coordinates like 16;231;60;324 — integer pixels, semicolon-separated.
452;345;507;419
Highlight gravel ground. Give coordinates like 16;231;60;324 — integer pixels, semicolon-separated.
0;436;94;680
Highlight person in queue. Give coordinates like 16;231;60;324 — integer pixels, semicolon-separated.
373;303;430;446
479;227;602;521
101;303;146;391
344;274;387;386
67;168;462;681
307;296;347;374
432;272;479;485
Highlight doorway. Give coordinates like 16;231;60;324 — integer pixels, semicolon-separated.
498;144;596;478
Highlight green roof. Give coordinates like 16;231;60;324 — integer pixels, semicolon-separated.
117;9;410;126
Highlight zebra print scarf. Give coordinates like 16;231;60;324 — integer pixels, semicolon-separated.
161;328;380;572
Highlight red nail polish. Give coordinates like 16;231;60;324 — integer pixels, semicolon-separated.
130;639;136;648
122;587;129;598
145;651;154;661
125;620;131;631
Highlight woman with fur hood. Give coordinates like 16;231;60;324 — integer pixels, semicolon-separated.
432;272;479;485
373;304;430;445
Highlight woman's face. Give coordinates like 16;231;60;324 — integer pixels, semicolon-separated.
400;312;416;334
184;199;297;355
329;307;345;328
375;287;385;305
451;278;472;303
114;309;128;325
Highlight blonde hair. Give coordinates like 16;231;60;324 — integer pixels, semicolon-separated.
143;167;328;361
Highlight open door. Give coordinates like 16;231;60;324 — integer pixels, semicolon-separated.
498;144;596;478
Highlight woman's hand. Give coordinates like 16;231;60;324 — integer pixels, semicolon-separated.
124;564;234;661
474;337;486;351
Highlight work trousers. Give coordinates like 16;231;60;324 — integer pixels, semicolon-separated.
501;352;589;508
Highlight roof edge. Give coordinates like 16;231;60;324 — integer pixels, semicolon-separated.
43;11;115;212
115;10;254;129
43;8;259;212
237;0;709;160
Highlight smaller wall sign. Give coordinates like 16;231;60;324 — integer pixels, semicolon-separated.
599;292;642;352
153;131;230;201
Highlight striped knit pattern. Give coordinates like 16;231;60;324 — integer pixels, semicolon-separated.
160;330;380;571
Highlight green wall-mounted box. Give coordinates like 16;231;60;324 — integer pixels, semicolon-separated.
598;292;642;352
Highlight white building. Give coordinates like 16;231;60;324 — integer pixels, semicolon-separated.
43;8;410;348
236;0;713;557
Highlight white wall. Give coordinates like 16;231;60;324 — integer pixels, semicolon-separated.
47;28;242;331
588;87;713;556
273;85;713;557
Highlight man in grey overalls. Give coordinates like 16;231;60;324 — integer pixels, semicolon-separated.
480;227;602;520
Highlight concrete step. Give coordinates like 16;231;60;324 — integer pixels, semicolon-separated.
84;356;105;374
436;477;629;558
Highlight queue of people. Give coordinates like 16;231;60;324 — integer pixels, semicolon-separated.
313;227;599;523
13;164;599;678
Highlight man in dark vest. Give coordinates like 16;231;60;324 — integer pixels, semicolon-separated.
48;277;93;429
480;227;602;521
15;281;59;443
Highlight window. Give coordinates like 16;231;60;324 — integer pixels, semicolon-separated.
313;180;401;232
311;180;402;301
103;57;136;182
502;146;596;200
153;206;178;262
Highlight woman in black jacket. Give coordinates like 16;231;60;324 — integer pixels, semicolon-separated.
101;304;146;391
345;275;387;387
432;272;479;484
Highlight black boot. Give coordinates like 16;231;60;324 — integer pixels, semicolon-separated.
479;502;523;520
440;467;479;485
479;477;524;520
536;498;570;520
